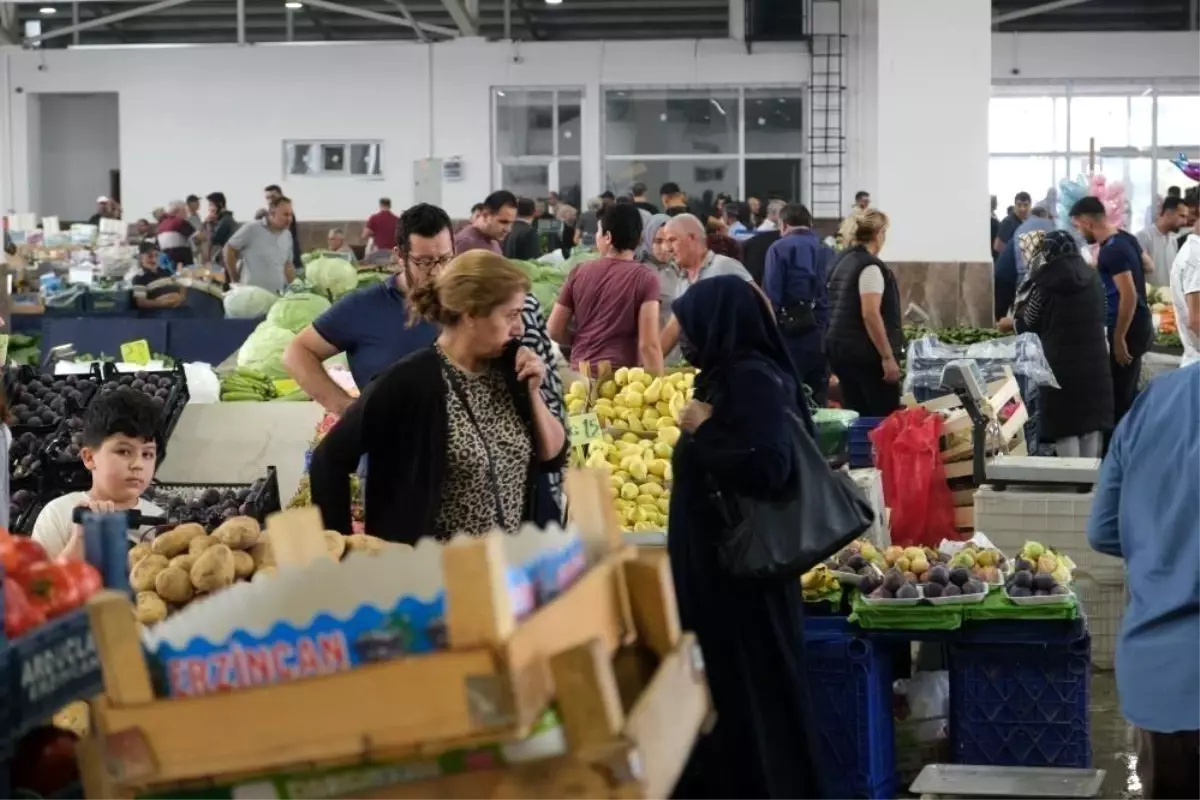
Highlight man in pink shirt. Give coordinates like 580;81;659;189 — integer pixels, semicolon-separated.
547;204;663;373
454;191;517;255
362;197;399;252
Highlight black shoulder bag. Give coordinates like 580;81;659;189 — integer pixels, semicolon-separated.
707;409;875;581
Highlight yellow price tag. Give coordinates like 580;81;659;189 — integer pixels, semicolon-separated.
569;411;602;447
120;339;152;365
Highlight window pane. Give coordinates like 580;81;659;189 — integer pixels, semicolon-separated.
604;159;739;202
745;158;801;204
745;89;803;154
605;89;740;156
350;144;381;176
1070;96;1135;150
286;143;318;176
558;160;582;208
501;163;549;200
321;144;345;172
558;90;582;158
496;90;554;158
1129;96;1153;149
1157;95;1200;148
989;97;1064;153
989;156;1060;213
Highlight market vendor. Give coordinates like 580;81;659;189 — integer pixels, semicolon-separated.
282;204;448;414
326;228;359;264
132;241;186;310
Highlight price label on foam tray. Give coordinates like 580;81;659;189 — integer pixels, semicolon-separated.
273;378;298;396
120;339;152;366
568;412;602;452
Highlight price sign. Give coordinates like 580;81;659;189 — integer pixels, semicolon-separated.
120;339;152;365
273;378;298;396
568;412;602;453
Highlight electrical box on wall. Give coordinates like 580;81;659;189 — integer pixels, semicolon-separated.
413;159;443;207
442;157;464;182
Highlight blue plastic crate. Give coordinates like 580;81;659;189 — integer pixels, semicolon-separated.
847;417;885;468
948;634;1091;768
804;624;896;799
85;288;133;315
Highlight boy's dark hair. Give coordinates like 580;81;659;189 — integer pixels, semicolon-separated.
599;204;644;251
781;203;813;228
82;389;162;450
1069;196;1106;219
397;203;452;253
264;184;282;194
631;182;647;196
185;194;199;204
516;197;536;218
660;182;681;196
205;192;227;210
1161;196;1184;215
482;190;517;213
1015;191;1032;203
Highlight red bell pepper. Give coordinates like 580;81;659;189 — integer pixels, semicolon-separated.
20;562;82;620
3;578;46;638
0;534;49;580
59;560;103;603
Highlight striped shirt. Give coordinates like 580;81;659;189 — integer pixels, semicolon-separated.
520;292;566;513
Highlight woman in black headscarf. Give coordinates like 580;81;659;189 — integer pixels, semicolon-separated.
668;275;822;799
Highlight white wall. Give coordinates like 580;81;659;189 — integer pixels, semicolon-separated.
0;39;805;222
992;32;1200;83
36;93;119;221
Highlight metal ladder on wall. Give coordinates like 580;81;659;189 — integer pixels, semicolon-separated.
807;0;846;221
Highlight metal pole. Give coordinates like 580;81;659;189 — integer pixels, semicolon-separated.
381;0;428;42
503;0;511;40
72;2;80;45
992;0;1094;25
303;0;458;36
285;6;293;42
25;0;196;45
236;0;245;44
438;0;477;36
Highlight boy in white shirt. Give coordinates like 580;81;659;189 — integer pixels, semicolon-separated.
33;389;165;559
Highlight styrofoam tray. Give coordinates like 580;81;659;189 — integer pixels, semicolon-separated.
862;585;922;606
923;587;988;605
1005;586;1076;605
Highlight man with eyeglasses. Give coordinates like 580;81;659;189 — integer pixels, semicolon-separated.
283;203;450;413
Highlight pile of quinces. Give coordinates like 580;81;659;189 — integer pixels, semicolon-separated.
568;366;694;438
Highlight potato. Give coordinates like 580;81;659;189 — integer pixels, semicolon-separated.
150;523;207;558
134;591;168;625
154;566;194;604
212;516;261;550
324;531;347;561
345;533;385;556
232;550;255;579
189;536;216;556
169;553;196;572
128;543;152;570
190;544;235;592
130;554;169;592
249;538;275;570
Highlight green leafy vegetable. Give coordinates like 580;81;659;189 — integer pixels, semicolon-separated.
236;322;296;379
266;293;332;333
306;256;358;299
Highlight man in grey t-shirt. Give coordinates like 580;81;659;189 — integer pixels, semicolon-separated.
225;196;296;293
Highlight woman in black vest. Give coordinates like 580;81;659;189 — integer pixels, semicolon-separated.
999;230;1112;457
825;211;904;417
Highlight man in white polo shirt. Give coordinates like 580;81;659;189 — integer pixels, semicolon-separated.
1170;213;1200;367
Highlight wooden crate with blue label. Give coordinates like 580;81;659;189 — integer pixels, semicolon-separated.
77;469;710;799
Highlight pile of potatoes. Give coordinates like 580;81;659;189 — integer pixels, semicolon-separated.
129;517;393;625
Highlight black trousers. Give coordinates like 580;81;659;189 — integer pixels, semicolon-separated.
1108;326;1147;430
1137;728;1200;799
832;359;901;418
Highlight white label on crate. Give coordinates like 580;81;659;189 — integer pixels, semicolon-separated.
20;629;99;703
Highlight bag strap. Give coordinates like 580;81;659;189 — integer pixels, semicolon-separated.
440;357;507;531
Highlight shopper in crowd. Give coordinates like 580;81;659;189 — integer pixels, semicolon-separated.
1179;188;1199;251
547;204;662;373
658;214;753;357
264;184;302;268
999;230;1112;457
994;191;1032;254
758;198;785;232
455;190;517;255
706;233;742;262
640;214;684;336
225;195;296;293
667;275;822;799
747;196;764;227
1010;205;1056;289
502;197;542;261
285;204;447;413
1087;362;1199;800
631;182;658;215
204;192;237;270
184;194;203;231
991;195;1000;259
556;203;578;260
742;224;782;287
310;251;567;542
326;228;358;264
825;210;903;418
1136;196;1188;290
1070;196;1153;430
853;190;872;212
131;241;186;311
33;390;166;560
723;202;753;240
763;203;832;405
87;195;119;225
131;219;154;242
616;194;652;229
362;197;399;254
155;200;197;268
1170;211;1200;367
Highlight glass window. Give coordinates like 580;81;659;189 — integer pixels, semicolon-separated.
496;90;555;158
746;159;801;204
1070;96;1139;151
745;89;804;154
321;144;345;173
349;144;381;176
501;164;550;201
1129;96;1153;149
558;160;582;208
1157;95;1200;148
605;89;740;156
989;97;1065;153
558;90;582;158
604;159;739;202
989;156;1064;212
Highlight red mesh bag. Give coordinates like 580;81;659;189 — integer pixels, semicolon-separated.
869;407;958;548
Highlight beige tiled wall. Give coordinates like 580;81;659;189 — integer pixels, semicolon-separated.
891;261;994;329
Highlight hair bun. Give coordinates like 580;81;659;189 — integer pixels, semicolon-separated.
407;279;443;326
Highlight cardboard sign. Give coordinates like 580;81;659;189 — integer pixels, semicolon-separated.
568;413;602;451
120;339;152;365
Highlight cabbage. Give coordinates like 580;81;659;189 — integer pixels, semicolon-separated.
237;322;295;379
223;285;279;319
306;256;358;299
267;292;332;333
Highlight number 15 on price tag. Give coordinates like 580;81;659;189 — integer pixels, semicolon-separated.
568;412;602;452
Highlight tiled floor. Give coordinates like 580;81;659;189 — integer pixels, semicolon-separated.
1091;671;1141;799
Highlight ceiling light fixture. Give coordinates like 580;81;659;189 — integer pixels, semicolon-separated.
39;7;56;14
284;1;303;8
545;0;563;5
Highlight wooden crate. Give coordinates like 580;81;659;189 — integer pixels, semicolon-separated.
903;369;1028;465
80;471;709;798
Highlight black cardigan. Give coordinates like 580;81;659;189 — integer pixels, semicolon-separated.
309;341;568;543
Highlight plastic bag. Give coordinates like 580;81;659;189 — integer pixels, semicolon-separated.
183;362;221;404
903;332;1059;395
869;408;957;548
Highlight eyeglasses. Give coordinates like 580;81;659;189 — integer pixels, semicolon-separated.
406;254;455;272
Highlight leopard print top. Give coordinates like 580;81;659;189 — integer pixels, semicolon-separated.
435;348;533;538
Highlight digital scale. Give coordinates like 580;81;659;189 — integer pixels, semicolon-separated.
939;360;1100;490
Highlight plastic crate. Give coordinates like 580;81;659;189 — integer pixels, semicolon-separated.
972;487;1123;581
804;619;897;799
848;417;884;469
85;287;133;315
1072;573;1126;670
948;634;1091;768
8;365;103;440
146;466;282;530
